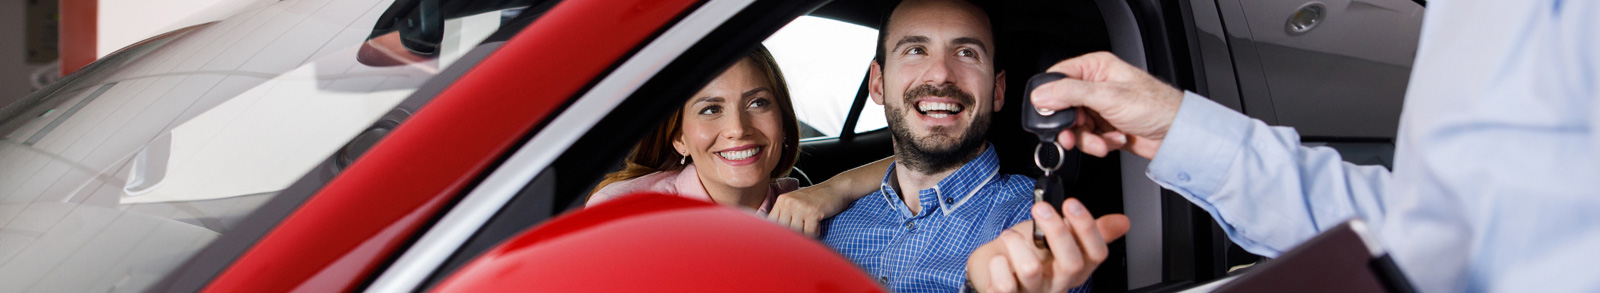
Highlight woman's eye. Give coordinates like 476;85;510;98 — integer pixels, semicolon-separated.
698;105;722;115
747;98;771;109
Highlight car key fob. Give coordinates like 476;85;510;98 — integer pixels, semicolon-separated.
1032;171;1066;247
1023;72;1075;249
1021;72;1076;144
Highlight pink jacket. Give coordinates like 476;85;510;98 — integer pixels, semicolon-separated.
587;164;799;214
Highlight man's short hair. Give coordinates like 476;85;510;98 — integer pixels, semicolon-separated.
872;0;1001;67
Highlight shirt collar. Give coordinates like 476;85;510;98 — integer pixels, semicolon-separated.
878;144;1001;216
674;164;712;200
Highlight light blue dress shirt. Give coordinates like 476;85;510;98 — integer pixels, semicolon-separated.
1145;0;1600;291
819;145;1090;293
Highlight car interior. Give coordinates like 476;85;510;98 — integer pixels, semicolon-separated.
352;0;1418;290
3;0;1418;291
406;0;1259;291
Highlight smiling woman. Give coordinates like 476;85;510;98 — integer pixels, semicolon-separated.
587;45;801;214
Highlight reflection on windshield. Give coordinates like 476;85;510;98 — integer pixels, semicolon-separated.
0;0;521;290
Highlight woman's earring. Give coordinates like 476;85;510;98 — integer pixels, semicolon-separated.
680;155;687;165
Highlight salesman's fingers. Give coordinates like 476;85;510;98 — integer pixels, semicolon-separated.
1076;129;1111;157
999;229;1049;292
1030;78;1099;112
1100;131;1128;152
1044;51;1121;83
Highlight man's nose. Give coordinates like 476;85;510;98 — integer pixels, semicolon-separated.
919;54;956;86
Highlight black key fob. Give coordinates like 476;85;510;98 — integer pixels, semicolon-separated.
1022;72;1076;144
1033;171;1066;248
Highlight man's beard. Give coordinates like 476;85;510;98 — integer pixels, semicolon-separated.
887;84;991;175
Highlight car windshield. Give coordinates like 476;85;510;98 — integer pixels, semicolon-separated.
0;0;518;291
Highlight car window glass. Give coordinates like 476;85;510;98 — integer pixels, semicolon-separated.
0;1;518;291
762;16;885;140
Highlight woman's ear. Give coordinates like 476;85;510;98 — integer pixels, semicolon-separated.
672;135;688;158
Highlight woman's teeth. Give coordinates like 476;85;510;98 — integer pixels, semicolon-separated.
717;147;761;160
917;101;963;118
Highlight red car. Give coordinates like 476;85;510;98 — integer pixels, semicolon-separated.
0;0;1422;291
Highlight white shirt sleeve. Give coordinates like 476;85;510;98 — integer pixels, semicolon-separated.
1143;92;1392;257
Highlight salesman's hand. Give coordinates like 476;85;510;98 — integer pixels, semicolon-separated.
966;198;1130;293
1032;52;1184;159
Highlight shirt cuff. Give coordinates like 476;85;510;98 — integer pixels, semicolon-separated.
1146;91;1253;197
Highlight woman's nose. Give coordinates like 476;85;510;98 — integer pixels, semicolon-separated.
721;112;753;139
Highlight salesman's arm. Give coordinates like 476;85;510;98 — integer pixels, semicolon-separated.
1031;52;1391;256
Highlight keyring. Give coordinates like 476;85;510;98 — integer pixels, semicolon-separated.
1033;142;1066;173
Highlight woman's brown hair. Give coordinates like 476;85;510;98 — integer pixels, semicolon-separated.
589;45;800;197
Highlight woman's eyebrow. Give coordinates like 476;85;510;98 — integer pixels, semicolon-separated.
741;87;773;98
694;96;725;103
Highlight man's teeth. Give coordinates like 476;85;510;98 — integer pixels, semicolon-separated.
917;101;964;117
717;147;761;160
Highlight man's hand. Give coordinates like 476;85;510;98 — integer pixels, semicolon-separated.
1031;52;1184;159
769;157;893;236
768;188;852;237
966;198;1131;293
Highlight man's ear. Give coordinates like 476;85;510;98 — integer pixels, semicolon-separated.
868;62;886;105
992;70;1006;112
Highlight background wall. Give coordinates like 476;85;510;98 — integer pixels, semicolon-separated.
0;0;57;110
0;0;236;110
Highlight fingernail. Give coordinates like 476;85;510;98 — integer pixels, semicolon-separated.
1112;134;1127;145
1068;200;1086;216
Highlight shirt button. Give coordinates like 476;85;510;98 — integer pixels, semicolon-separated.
879;276;890;285
945;197;954;204
1177;171;1191;182
905;221;915;231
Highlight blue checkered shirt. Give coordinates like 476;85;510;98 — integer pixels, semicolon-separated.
820;145;1090;292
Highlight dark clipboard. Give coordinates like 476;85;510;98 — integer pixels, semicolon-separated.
1183;219;1417;293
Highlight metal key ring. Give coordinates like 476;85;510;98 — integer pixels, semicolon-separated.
1033;142;1066;172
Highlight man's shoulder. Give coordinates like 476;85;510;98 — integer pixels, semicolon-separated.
983;174;1036;197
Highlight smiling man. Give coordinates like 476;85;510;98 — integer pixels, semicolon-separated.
815;1;1106;292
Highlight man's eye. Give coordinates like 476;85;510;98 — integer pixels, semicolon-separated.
698;105;723;115
747;98;771;109
957;49;976;58
905;47;926;55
